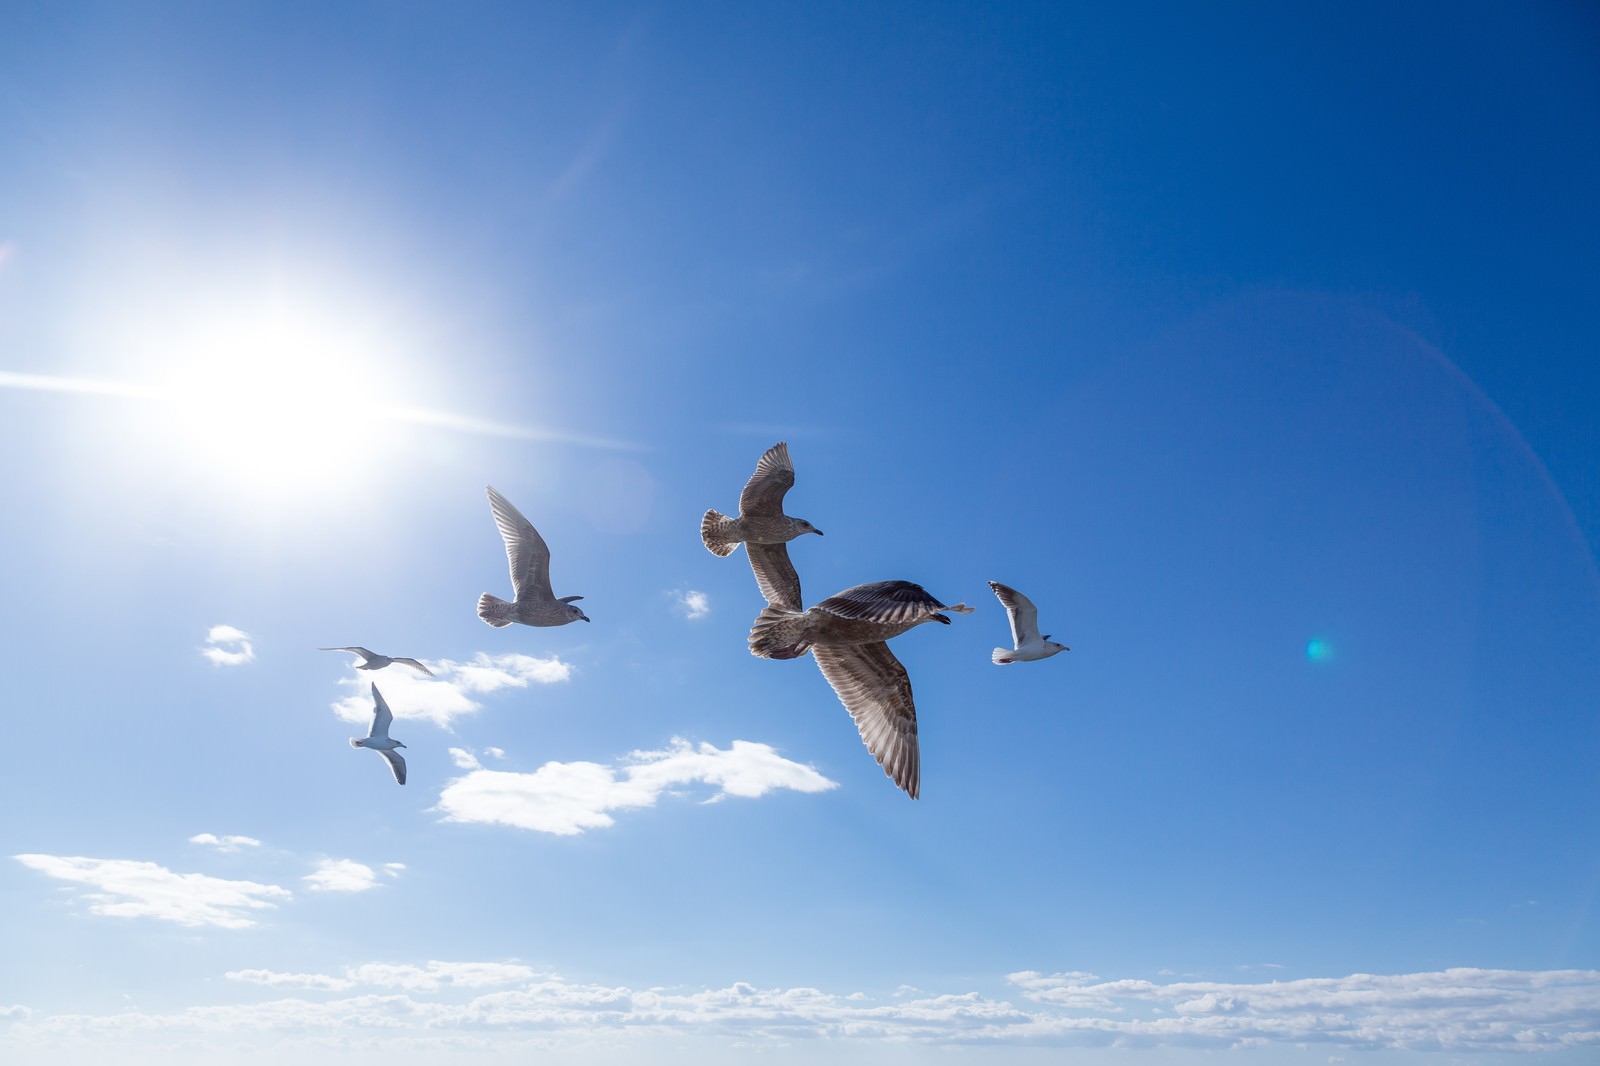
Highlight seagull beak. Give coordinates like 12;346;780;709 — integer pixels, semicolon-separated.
581;614;591;622
814;528;824;536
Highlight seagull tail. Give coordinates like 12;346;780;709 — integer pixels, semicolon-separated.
477;592;516;627
701;509;740;556
991;648;1016;665
749;604;811;660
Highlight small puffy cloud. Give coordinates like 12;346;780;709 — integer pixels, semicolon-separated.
200;624;254;666
303;859;380;893
188;833;261;853
383;863;406;878
448;748;482;770
331;652;572;729
436;737;837;836
674;589;710;620
13;854;289;928
484;747;506;760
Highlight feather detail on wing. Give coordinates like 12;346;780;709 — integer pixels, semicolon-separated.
486;485;553;602
738;442;796;517
378;748;407;785
368;684;394;739
812;642;920;799
816;580;948;626
988;581;1040;648
747;543;803;611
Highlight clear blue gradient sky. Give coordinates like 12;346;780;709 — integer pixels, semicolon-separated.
2;3;1597;1063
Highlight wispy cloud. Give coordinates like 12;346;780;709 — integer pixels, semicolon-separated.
200;624;254;666
436;738;838;835
330;652;572;729
303;859;385;894
6;966;1595;1055
228;961;538;993
673;589;711;620
12;854;290;929
188;833;261;853
0;371;641;451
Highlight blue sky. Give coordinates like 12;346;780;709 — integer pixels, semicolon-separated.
2;2;1598;1063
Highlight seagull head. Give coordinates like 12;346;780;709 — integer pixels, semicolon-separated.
797;519;823;537
568;604;590;623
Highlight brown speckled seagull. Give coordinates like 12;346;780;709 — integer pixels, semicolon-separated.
702;442;822;610
478;485;590;628
748;579;972;798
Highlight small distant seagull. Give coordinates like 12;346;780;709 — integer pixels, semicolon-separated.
702;441;823;610
478;485;590;628
749;579;971;799
350;683;407;785
988;581;1070;664
320;646;434;676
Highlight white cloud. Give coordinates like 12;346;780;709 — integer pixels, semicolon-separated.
448;747;482;770
13;854;290;929
7;966;1596;1055
382;863;406;878
484;746;506;760
303;859;380;893
188;833;261;853
674;589;711;620
436;738;837;835
330;652;572;729
200;624;254;666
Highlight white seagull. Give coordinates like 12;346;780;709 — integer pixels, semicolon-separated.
988;581;1070;664
350;683;407;785
320;646;434;676
478;485;590;628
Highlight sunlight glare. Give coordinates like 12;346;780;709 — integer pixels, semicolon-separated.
152;298;409;498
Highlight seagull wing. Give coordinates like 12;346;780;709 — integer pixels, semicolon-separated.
378;748;407;785
393;658;434;677
487;485;553;603
738;442;796;517
812;642;920;799
816;580;947;626
988;581;1040;648
322;646;377;665
368;684;394;740
747;543;803;611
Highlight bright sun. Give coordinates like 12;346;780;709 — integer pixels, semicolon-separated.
148;298;411;498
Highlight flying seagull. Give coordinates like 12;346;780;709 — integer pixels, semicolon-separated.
350;683;407;785
749;579;971;799
702;441;823;610
988;581;1070;664
320;646;434;676
478;485;590;627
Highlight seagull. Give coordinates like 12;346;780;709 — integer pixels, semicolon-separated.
702;441;823;610
749;579;971;799
320;646;434;676
478;485;590;627
988;581;1070;664
350;683;406;785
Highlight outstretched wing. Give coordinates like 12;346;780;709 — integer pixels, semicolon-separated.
486;485;553;602
368;684;394;740
988;581;1040;647
812;642;920;799
393;657;434;677
378;748;407;785
738;442;795;518
322;646;375;663
747;543;803;611
816;580;946;626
